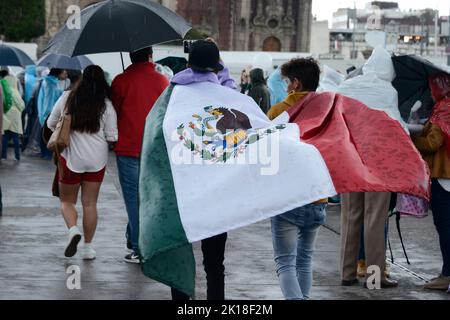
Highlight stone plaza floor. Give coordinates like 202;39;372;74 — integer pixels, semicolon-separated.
0;153;448;300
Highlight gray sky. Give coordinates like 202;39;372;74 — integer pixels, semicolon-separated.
312;0;450;21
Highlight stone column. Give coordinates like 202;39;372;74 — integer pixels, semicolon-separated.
161;0;178;12
296;0;312;52
241;0;252;51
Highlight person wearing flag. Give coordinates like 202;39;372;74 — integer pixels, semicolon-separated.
138;40;429;299
166;40;232;300
266;57;328;300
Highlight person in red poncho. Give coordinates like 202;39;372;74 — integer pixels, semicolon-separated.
413;74;450;291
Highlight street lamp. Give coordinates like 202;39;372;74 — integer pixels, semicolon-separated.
351;2;357;59
420;13;426;56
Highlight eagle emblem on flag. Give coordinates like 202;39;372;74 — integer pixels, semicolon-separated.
176;106;286;163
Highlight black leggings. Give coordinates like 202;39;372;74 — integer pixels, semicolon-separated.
171;233;227;300
431;179;450;276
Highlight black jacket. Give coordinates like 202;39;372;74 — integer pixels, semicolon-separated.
248;69;271;114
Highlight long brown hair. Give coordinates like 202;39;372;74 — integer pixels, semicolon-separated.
66;65;111;134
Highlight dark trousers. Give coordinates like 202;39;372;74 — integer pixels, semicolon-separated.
39;135;52;159
0;185;2;217
358;221;389;260
171;233;227;300
431;179;450;277
2;131;21;160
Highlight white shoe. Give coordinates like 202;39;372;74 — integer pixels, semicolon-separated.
64;226;82;257
82;244;96;260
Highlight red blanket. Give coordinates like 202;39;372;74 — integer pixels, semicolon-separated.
288;92;430;200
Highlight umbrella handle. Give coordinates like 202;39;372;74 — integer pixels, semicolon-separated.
120;52;125;71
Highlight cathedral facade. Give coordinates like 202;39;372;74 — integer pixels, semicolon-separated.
166;0;312;52
39;0;312;54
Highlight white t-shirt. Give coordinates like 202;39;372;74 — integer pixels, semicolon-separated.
48;91;118;173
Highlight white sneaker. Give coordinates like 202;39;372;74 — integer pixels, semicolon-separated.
82;244;96;260
64;226;82;257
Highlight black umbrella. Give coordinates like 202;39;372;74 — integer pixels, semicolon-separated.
38;54;93;70
0;43;35;67
43;0;191;69
392;54;450;121
156;56;187;74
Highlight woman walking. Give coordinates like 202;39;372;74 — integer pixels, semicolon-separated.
47;65;118;260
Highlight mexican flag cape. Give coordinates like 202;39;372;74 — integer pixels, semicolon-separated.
139;79;429;298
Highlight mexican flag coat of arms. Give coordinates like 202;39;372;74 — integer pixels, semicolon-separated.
139;69;429;297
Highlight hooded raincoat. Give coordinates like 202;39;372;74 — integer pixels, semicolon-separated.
24;65;38;105
267;67;288;107
248;68;270;114
37;75;63;126
2;76;25;135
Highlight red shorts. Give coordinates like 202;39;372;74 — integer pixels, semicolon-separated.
59;156;106;185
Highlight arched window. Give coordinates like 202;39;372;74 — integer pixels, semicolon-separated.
262;36;281;52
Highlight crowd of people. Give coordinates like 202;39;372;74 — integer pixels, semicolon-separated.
1;38;449;300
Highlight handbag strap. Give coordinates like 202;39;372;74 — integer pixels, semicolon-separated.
55;145;63;180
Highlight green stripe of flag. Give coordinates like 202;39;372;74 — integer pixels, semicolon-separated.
139;85;196;298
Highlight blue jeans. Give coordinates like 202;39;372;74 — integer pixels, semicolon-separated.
271;203;327;300
431;179;450;277
116;156;140;253
2;131;21;160
39;134;52;159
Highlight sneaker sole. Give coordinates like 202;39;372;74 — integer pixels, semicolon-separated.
83;256;96;261
64;234;82;257
123;258;140;264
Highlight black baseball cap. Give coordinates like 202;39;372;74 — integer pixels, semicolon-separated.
188;40;224;73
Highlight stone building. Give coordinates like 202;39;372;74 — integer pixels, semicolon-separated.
162;0;313;52
37;0;94;54
39;0;312;54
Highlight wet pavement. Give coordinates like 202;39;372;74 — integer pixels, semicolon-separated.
0;153;449;300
